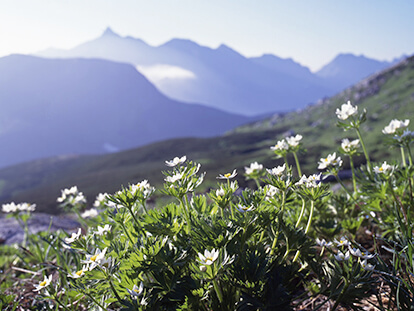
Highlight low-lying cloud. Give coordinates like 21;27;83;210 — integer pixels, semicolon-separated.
136;64;196;83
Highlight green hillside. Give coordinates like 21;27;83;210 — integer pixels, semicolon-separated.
1;55;413;213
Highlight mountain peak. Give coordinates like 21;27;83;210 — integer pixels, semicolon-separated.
102;27;119;37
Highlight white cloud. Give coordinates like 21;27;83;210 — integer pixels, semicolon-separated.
136;64;196;83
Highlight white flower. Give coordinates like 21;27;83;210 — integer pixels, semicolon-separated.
336;101;358;120
382;119;410;134
316;238;332;248
64;228;82;244
198;249;219;266
236;204;254;213
93;193;109;207
349;247;375;259
217;169;237;180
245;162;263;175
267;164;286;176
360;259;375;271
373;161;393;174
127;282;144;298
215;188;225;197
82;248;108;270
334;236;350;248
18;203;36;212
334;250;350;261
265;185;279;198
68;266;87;279
341;138;360;153
57;186;79;202
2;202;18;213
131;180;150;192
286;134;303;148
296;174;321;188
165;156;187;167
318;152;343;170
95;224;112;236
81;208;99;218
165;172;184;183
34;275;52;291
270;140;289;151
2;202;36;213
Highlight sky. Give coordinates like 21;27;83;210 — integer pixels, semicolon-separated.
0;0;413;72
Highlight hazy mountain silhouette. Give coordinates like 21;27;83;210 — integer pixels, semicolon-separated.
0;54;252;168
37;28;335;115
315;53;393;89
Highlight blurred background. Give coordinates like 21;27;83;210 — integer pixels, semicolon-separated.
0;0;413;213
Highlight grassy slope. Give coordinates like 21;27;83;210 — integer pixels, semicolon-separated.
1;56;413;213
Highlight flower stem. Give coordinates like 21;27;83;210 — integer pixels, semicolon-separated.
142;201;149;214
355;127;371;169
295;197;306;228
180;197;191;232
120;222;135;245
292;152;302;177
304;200;315;235
213;279;224;304
401;146;407;167
270;191;286;256
109;279;123;303
349;156;357;194
406;144;413;166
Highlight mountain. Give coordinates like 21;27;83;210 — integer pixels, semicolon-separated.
36;28;333;116
315;53;393;90
1;55;413;213
0;54;252;168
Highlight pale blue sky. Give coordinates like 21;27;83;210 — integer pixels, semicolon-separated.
0;0;412;71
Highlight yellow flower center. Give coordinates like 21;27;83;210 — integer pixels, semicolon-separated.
224;173;231;178
134;288;140;293
40;281;47;286
76;270;83;276
242;206;249;210
206;256;214;262
90;254;98;262
379;167;383;171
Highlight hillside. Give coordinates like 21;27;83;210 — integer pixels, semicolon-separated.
1;55;413;213
0;54;251;168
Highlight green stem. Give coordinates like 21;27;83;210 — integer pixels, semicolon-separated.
109;279;123;303
334;175;359;207
142;201;149;214
254;178;261;189
401;146;407;167
120;222;135;245
180;197;191;232
332;278;349;311
355;127;371;169
304;200;315;235
292;152;302;177
406;144;413;166
53;296;71;311
292;249;301;263
283;155;289;169
349;156;357;194
270;191;286;256
213;279;224;304
295;197;306;228
83;291;107;310
127;205;140;227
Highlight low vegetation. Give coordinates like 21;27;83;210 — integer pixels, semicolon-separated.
1;102;414;310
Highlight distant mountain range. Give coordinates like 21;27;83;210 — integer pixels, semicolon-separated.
2;54;413;213
36;27;402;116
0;54;252;168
